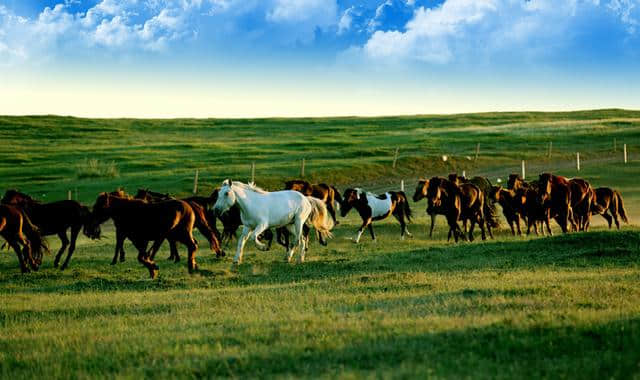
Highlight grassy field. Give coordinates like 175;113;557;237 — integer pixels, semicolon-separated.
1;110;640;378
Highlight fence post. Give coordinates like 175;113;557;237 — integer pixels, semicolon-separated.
576;152;580;171
251;162;255;183
400;180;404;192
193;169;199;194
475;143;480;161
301;158;305;177
392;147;399;169
68;190;72;200
624;144;628;164
548;141;552;159
521;160;526;180
462;170;466;178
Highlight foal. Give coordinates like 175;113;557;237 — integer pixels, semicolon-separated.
341;188;412;243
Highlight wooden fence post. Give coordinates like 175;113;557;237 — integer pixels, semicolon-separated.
624;144;628;164
301;158;305;177
521;160;526;180
193;169;199;194
576;152;580;171
400;180;404;192
462;170;466;178
68;190;72;200
392;148;399;169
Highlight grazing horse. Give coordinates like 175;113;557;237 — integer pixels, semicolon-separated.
1;190;95;270
426;177;488;242
213;180;333;264
489;186;524;236
0;204;47;273
341;188;412;243
591;187;629;229
90;193;199;279
449;174;499;233
133;189;224;262
284;180;342;224
537;173;572;233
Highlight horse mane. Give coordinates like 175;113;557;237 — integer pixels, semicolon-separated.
233;181;268;194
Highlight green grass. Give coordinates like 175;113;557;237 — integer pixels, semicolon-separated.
1;109;640;378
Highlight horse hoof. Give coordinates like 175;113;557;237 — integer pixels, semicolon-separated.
110;261;117;266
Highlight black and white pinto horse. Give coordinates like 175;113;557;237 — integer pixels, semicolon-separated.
341;188;412;243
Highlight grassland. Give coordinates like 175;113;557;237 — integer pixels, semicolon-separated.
1;110;640;379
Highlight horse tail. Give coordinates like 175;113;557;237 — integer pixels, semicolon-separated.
20;210;48;263
306;197;334;241
396;191;412;222
615;190;629;223
190;202;223;255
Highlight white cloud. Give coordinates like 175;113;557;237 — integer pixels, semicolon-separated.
338;6;354;35
362;0;607;64
266;0;337;24
608;0;639;33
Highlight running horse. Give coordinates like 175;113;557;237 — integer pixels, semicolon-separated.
284;180;342;224
90;193;200;279
1;190;96;270
0;204;47;273
413;178;444;238
591;187;629;229
134;189;224;262
536;173;573;233
213;180;333;264
341;187;412;243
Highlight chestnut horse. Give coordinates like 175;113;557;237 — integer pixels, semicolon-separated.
449;173;499;232
284;180;342;224
413;178;447;237
1;190;95;270
568;178;597;231
537;173;573;233
489;186;524;236
426;177;489;242
591;187;629;229
0;204;47;273
134;189;224;262
90;193;199;279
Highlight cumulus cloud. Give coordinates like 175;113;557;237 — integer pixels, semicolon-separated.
361;0;613;64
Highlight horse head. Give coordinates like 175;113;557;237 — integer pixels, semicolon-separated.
426;177;445;210
340;188;363;217
413;179;429;202
537;173;553;205
489;185;502;203
213;179;237;216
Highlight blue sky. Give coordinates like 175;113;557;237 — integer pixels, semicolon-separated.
0;0;639;117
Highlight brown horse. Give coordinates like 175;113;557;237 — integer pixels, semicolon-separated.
568;178;601;231
341;188;412;242
449;173;499;232
489;186;524;236
537;173;572;233
1;190;95;270
523;185;553;236
413;178;448;238
134;189;224;262
0;204;47;273
591;187;629;229
426;177;489;242
90;193;199;279
284;180;342;224
507;174;528;192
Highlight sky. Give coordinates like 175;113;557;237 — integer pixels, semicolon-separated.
0;0;639;118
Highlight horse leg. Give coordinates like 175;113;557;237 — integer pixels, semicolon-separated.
515;214;522;236
10;240;29;273
326;202;338;224
429;213;436;238
53;231;69;268
292;217;305;263
478;214;488;241
354;217;371;243
393;211;411;240
60;225;81;270
177;234;198;273
135;241;158;279
545;215;553;236
112;230;125;265
252;224;270;251
467;217;476;242
234;226;251;264
367;224;376;241
611;209;621;229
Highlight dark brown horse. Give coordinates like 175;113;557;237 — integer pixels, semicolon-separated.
426;177;489;242
489;186;524;236
568;178;598;231
413;178;447;237
523;185;553;236
341;188;412;242
0;204;47;273
591;187;629;229
134;189;224;262
537;173;572;233
1;190;95;270
90;193;199;279
284;180;342;224
449;173;499;233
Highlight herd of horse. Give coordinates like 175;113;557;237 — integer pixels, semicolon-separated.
0;172;628;278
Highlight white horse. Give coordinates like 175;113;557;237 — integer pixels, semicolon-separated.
212;179;333;264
